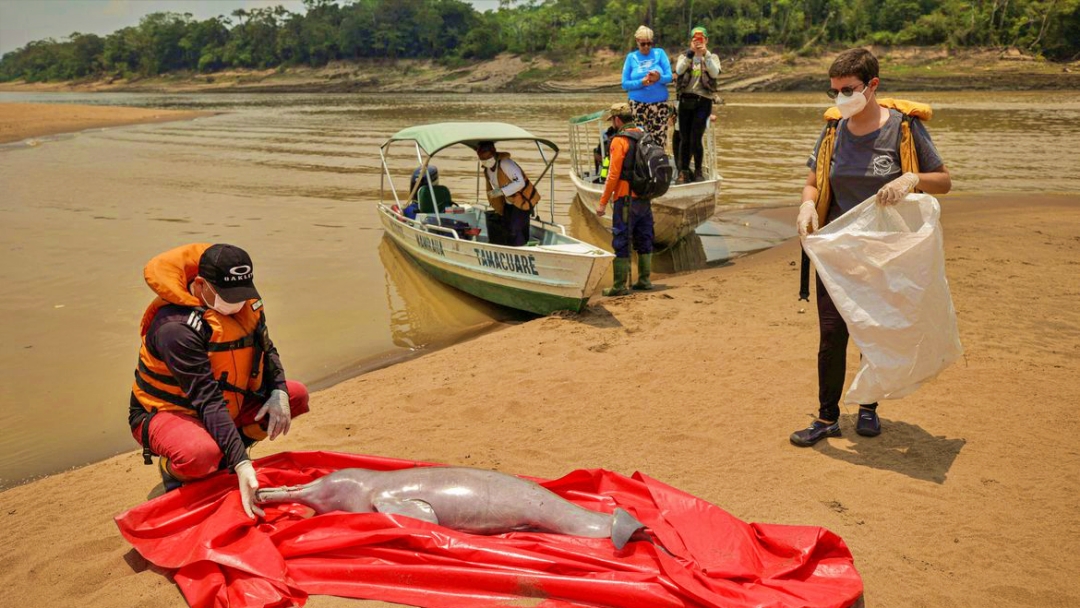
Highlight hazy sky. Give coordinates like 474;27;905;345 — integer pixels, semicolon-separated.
0;0;502;55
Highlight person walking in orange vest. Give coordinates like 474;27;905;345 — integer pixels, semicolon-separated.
478;141;541;247
128;243;309;518
596;102;655;296
790;48;951;447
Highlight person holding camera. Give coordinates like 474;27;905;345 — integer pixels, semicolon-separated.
674;27;721;183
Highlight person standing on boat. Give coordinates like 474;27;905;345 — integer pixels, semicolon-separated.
621;25;673;150
128;243;310;518
674;26;720;183
790;48;951;447
596;102;654;296
478;141;541;247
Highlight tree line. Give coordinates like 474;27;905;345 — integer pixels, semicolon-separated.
2;0;1078;83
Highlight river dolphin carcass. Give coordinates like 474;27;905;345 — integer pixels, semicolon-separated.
255;466;647;549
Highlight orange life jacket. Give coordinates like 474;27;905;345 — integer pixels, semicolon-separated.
485;152;541;214
131;243;266;421
812;98;932;228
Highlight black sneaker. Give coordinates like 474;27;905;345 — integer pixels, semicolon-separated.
856;408;881;437
790;420;841;447
159;458;183;492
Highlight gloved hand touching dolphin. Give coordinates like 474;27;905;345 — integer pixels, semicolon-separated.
255;466;649;549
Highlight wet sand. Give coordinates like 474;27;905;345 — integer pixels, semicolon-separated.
1;193;1078;607
0;102;212;144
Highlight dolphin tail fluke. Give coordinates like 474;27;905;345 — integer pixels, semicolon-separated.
611;507;646;550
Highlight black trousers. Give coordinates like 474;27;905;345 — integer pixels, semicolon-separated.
502;204;532;247
677;94;712;175
816;273;877;421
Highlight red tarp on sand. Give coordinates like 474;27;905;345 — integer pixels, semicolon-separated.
115;451;862;608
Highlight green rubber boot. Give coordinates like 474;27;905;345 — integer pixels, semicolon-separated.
603;258;631;296
632;253;653;290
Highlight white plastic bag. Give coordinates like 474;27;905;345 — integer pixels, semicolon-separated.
803;193;962;404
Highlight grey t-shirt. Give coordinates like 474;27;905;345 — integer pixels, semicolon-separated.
807;109;943;222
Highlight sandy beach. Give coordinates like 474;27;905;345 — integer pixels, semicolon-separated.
0;102;212;144
1;186;1078;606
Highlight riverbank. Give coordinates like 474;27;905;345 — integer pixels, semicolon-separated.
0;102;214;144
2;46;1078;95
2;193;1077;607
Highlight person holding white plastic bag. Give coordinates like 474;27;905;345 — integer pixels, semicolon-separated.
791;48;952;447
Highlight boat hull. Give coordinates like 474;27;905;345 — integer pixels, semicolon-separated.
378;206;613;316
569;171;719;247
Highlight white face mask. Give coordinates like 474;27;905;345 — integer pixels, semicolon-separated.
481;157;496;170
835;89;868;119
204;286;245;315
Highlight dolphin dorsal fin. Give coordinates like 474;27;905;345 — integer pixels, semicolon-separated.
373;497;439;525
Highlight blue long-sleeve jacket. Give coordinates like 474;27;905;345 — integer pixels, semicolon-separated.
621;48;672;103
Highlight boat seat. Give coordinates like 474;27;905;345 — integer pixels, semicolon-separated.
417;185;453;214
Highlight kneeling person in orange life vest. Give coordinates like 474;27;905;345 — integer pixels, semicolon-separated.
478;140;541;247
128;243;309;519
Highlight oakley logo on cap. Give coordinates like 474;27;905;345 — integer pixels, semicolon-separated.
222;265;253;282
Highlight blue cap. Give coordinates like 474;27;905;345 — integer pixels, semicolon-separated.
410;165;439;191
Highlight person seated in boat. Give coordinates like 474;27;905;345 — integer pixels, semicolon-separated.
407;165;452;216
593;125;618;183
478;141;540;247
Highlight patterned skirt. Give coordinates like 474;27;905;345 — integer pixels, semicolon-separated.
629;100;671;150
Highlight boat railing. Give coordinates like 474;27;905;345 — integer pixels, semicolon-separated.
567;110;605;184
701;112;719;181
381;205;465;240
533;215;567;236
422;222;463;240
379;126;569;239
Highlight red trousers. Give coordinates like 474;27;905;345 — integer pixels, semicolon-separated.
132;380;309;481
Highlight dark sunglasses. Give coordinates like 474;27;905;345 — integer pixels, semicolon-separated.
637;40;653;47
827;82;868;99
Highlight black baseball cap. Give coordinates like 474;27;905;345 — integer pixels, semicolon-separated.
198;244;260;303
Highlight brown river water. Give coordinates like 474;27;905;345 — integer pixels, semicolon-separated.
1;90;1078;489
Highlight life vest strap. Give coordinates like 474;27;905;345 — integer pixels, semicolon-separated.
140;408;158;465
138;359;179;386
207;333;257;352
249;317;270;379
134;370;195;410
216;371;266;403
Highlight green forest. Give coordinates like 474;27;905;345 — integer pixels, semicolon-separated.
2;0;1078;83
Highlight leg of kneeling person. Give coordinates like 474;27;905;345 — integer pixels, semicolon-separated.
146;411;224;481
285;380;309;419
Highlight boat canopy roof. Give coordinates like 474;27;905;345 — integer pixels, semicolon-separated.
383;122;558;157
568;110;606;125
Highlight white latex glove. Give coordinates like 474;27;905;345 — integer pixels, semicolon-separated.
797;200;819;237
596;202;608;217
488;188;503;199
235;460;264;519
877;172;919;206
255;388;291;440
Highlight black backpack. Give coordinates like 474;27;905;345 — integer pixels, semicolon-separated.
618;130;673;200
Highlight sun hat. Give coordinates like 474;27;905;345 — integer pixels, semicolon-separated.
604;102;633;121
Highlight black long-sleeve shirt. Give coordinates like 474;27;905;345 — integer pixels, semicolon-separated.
129;304;287;469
